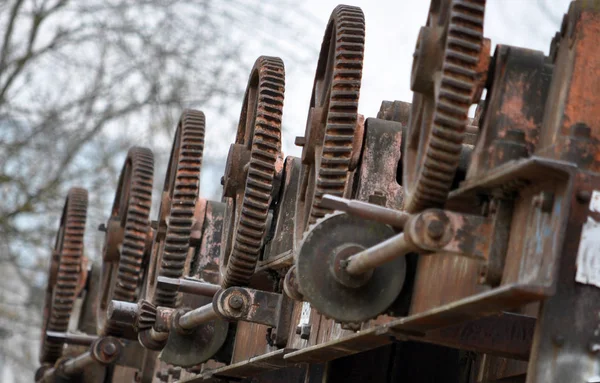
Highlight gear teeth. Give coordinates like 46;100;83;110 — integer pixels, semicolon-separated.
306;5;365;226
40;188;88;364
405;0;487;213
114;147;154;302
136;300;157;331
222;56;285;288
99;147;154;337
154;110;205;308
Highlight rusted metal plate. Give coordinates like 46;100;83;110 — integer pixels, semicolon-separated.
390;284;548;333
231;321;272;364
192;200;225;285
353;118;404;209
284;327;391;363
467;45;552;180
415;313;535;361
259;156;301;270
207;349;298;379
285;310;536;364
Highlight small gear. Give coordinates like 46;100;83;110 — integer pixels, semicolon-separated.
97;147;154;336
403;0;487;213
220;56;285;288
40;188;88;364
148;109;205;308
136;300;157;331
297;5;366;231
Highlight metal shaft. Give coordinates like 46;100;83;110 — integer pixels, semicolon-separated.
178;303;219;330
321;194;411;229
46;331;98;346
345;232;418;275
107;300;138;325
62;352;94;375
157;276;220;297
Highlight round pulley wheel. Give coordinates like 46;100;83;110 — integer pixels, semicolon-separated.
219;56;285;288
40;188;88;364
97;147;154;336
296;212;406;323
159;310;229;368
297;5;365;233
145;110;205;308
403;0;487;213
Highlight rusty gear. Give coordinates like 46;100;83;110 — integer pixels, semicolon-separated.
98;147;154;336
40;188;88;364
148;110;205;308
220;56;285;288
297;5;365;229
403;0;487;213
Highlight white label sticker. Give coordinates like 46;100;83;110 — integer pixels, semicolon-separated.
299;302;311;326
576;216;600;288
591;190;600;213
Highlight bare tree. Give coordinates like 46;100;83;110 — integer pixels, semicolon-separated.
0;0;318;379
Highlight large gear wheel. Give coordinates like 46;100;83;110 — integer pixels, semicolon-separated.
220;56;285;288
403;0;487;213
297;5;365;231
98;147;154;336
40;188;88;364
145;109;205;308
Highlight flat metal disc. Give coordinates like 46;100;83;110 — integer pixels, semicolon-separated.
159;312;229;367
297;212;406;323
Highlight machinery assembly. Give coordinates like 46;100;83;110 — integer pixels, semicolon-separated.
35;1;600;382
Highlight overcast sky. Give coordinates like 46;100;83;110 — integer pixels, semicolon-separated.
199;0;570;196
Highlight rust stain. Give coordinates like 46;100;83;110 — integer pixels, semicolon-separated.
499;79;538;142
562;10;600;137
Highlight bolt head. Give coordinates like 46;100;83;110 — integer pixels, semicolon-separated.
577;190;592;204
426;220;445;239
228;295;244;310
102;341;117;356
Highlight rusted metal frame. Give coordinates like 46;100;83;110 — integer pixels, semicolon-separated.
287;157;572;365
523;3;600;382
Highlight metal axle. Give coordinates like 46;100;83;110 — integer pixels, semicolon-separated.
321;194;411;229
344;232;418;276
178;303;220;330
156;276;220;297
38;337;121;383
45;331;98;346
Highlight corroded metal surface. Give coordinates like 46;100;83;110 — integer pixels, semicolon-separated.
403;0;488;213
97;147;154;338
40;188;88;364
296;5;366;231
151;110;206;308
220;56;285;288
